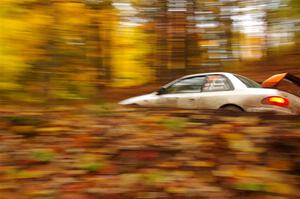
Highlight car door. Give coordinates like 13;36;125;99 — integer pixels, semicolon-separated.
176;74;235;110
196;74;236;109
157;76;206;108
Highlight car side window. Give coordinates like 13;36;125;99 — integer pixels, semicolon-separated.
165;76;206;94
202;75;232;92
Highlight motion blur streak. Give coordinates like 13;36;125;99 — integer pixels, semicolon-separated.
0;1;300;198
1;0;300;102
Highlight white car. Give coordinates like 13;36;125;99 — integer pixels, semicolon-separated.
119;72;300;115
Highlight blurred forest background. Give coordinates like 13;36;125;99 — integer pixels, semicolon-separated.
1;0;300;102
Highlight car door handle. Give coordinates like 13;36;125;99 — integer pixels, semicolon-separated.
188;98;195;101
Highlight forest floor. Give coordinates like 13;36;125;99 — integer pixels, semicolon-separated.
0;104;299;199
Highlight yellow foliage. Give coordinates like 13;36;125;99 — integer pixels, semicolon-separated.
0;0;155;92
0;5;51;88
110;25;154;87
55;2;89;27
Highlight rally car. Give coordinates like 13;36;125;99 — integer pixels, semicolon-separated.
119;72;300;115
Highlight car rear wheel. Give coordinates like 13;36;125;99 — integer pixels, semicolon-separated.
219;105;244;112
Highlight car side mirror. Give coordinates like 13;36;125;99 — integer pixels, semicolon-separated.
157;87;166;95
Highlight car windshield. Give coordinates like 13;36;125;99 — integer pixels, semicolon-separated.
234;74;261;88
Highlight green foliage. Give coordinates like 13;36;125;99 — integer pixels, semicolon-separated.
234;183;268;192
6;116;45;126
142;171;167;185
6;168;51;179
30;150;56;163
78;161;104;173
86;103;117;116
0;2;25;16
289;0;300;17
161;117;188;131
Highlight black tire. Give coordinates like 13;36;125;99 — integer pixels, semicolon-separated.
219;105;244;112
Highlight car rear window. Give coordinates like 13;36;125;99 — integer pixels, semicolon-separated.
234;75;261;88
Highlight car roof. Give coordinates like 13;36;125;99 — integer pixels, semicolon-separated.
162;72;250;89
180;72;233;79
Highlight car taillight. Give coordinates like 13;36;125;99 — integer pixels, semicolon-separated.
262;96;289;107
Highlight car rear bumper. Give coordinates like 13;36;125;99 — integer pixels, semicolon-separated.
246;106;295;115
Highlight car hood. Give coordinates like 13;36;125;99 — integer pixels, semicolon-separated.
262;73;300;88
119;93;156;105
